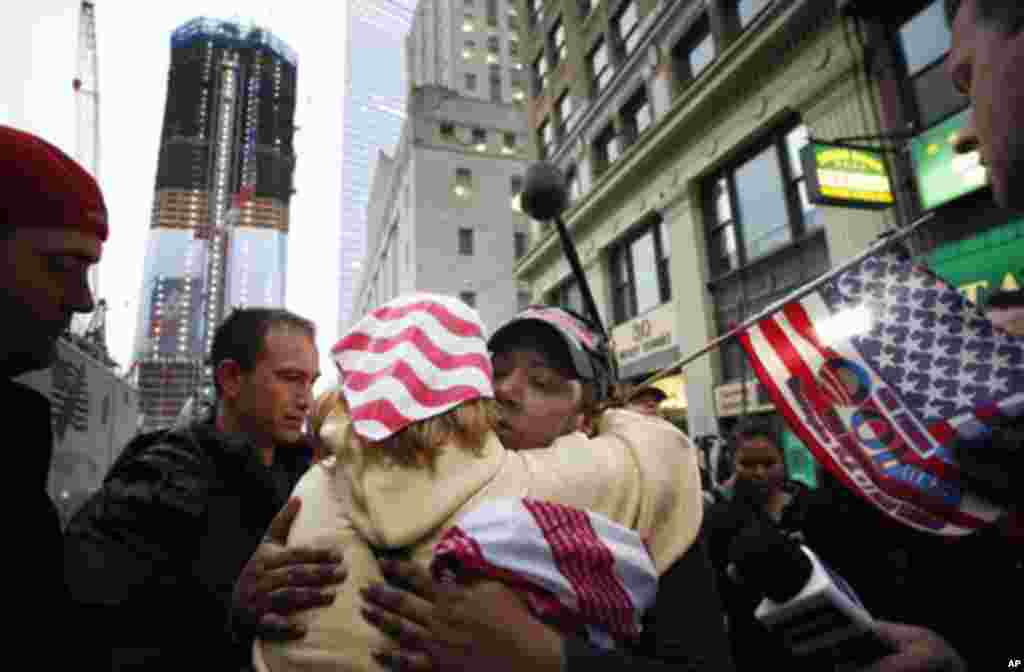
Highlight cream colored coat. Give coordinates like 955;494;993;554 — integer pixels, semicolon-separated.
254;409;703;672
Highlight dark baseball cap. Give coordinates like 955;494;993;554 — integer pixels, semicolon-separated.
488;305;613;400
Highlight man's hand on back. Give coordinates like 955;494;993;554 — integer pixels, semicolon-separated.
231;497;347;640
360;558;564;672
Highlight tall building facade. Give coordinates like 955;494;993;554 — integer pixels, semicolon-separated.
513;0;899;438
338;1;415;332
135;18;298;431
407;0;527;104
352;85;531;331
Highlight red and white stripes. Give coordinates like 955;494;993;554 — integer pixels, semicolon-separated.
332;293;494;441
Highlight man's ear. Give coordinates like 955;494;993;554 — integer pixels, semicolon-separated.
216;360;244;402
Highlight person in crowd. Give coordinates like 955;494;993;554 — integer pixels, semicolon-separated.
64;308;341;670
702;420;817;672
343;304;733;672
1;125;107;667
624;384;668;417
255;295;706;671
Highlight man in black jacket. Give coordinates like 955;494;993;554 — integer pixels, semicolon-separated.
64;307;326;670
1;125;107;669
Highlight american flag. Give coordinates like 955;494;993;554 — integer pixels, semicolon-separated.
332;293;495;441
738;246;1021;535
432;498;657;650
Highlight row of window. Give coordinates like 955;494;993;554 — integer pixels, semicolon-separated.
457;227;529;261
441;124;519;154
547;119;817;343
536;0;778;162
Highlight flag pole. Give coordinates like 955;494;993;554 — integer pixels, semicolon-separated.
638;213;935;389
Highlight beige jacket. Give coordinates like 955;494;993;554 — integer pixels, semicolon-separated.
254;409;702;672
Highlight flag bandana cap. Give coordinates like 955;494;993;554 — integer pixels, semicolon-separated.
489;306;606;384
331;293;495;442
432;498;658;650
738;246;1022;536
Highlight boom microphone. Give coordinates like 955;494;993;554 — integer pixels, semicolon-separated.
521;162;570;222
729;520;896;667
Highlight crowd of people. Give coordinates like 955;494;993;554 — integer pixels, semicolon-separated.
4;1;1021;669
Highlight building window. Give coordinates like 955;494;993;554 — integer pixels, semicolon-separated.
672;14;715;88
578;0;592;20
566;163;582;203
486;0;499;27
514;231;528;260
704;121;817;276
538;117;556;159
466;73;478;90
454;167;473;197
593;123;619;175
463;40;476;60
550;278;584;315
621;86;653;147
510;175;524;211
534;53;549;94
528;0;544;27
463;14;476;32
487;36;501;63
503;132;517;154
517;289;532;311
589;38;613;94
509;39;519;58
550;16;568;64
473;127;487;151
458;227;475;255
737;0;772;28
512;83;526;102
615;1;642;56
609;216;671;324
557;90;576;136
441;121;456;141
898;2;965;129
508;12;520;30
490;73;503;101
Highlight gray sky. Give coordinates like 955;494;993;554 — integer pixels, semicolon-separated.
2;0;348;392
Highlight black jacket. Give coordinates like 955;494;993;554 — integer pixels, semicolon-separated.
705;475;1023;671
7;377;81;668
64;418;311;671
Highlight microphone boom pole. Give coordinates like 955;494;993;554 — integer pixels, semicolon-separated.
522;163;617;379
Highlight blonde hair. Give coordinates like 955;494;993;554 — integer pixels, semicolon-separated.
308;388;349;461
336;398;499;469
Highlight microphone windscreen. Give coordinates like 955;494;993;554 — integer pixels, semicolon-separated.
521;162;569;222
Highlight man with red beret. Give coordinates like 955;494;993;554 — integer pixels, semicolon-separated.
0;125;106;665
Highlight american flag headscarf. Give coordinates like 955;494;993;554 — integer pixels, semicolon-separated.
432;498;658;650
331;293;495;442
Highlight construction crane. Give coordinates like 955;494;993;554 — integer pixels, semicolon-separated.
72;1;102;339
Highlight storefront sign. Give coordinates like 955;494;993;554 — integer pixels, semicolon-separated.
800;143;894;209
926;217;1024;306
611;303;678;369
714;380;775;418
911;108;988;210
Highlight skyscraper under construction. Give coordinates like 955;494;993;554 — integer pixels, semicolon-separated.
134;17;298;431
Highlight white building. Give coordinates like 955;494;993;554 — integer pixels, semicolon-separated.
407;0;526;104
352;85;531;331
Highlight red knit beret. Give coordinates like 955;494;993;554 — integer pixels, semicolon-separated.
0;125;108;241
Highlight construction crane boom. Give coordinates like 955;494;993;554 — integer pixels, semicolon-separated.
73;1;103;339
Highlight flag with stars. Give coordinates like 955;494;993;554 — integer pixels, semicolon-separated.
737;245;1021;535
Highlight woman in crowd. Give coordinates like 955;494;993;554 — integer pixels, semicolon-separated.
254;292;708;671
